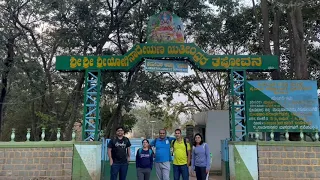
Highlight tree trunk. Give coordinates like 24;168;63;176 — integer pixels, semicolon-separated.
106;103;123;138
260;0;281;79
271;6;281;80
105;68;140;138
288;6;309;141
290;6;309;79
62;72;85;140
288;11;295;78
251;0;264;53
31;101;39;141
0;36;16;137
261;0;272;55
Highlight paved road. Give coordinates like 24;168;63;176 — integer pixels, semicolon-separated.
103;162;224;180
189;174;223;180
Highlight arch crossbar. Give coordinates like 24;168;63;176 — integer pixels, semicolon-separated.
55;43;278;142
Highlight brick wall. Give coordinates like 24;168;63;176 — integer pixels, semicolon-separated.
0;146;73;180
258;145;320;180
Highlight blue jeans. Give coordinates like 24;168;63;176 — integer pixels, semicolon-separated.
195;166;207;180
110;163;129;180
173;164;189;180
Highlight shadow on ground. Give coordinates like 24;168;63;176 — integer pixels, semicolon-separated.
102;162;173;180
101;162;222;180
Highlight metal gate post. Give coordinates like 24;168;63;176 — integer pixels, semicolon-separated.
229;70;247;141
82;70;102;141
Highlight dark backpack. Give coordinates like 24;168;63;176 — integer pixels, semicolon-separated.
137;148;153;157
171;138;189;156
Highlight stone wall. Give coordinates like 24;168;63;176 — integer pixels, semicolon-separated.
228;142;320;180
258;143;320;180
0;142;73;180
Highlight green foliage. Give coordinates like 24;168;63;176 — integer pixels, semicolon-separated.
100;104;137;133
308;47;320;89
35;111;54;128
1;106;34;141
132;102;187;138
34;111;64;134
132;106;164;138
0;0;319;141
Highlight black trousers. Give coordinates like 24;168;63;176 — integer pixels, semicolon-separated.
195;166;207;180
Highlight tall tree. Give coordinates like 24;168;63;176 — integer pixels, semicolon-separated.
0;1;23;136
102;0;213;137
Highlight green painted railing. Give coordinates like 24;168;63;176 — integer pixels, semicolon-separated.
250;130;320;142
6;127;76;142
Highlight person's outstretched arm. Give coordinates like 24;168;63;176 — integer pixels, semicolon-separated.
169;137;176;142
205;144;211;173
107;140;114;166
150;139;155;147
191;147;195;171
126;139;131;162
187;143;191;166
150;151;154;169
136;149;140;168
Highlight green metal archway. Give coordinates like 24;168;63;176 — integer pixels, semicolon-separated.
55;11;279;142
56;42;278;141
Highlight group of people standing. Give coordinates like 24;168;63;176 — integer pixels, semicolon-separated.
108;127;211;180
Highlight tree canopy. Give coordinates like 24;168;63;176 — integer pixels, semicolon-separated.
0;0;319;140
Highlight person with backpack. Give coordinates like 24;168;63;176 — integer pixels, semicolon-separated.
107;127;131;180
171;128;191;180
191;133;211;180
136;139;154;180
150;129;175;180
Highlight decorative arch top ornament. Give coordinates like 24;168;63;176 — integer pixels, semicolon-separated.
147;11;184;43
